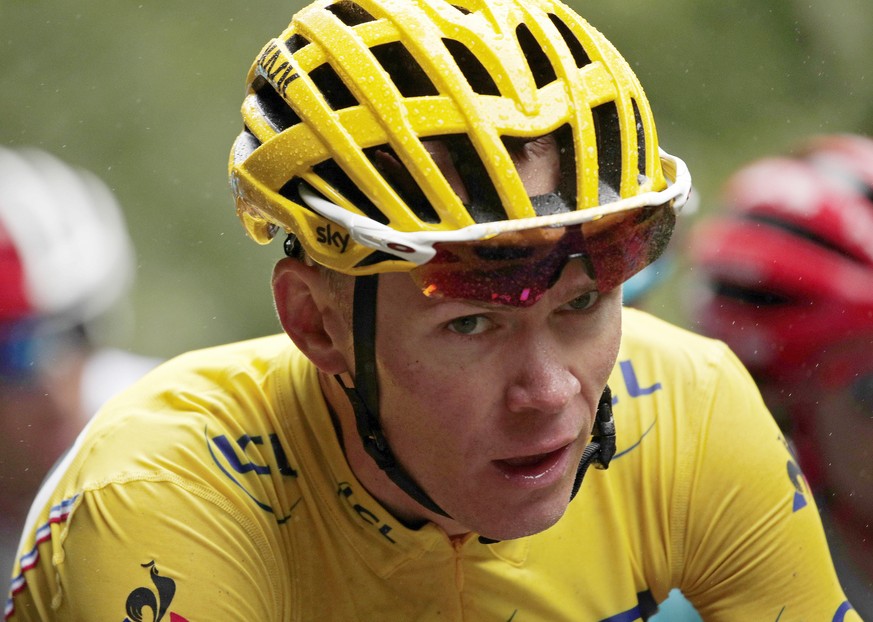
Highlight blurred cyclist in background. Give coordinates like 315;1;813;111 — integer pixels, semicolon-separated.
0;147;159;582
687;133;873;616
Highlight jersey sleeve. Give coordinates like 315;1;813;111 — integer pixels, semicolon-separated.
677;344;860;621
9;476;282;621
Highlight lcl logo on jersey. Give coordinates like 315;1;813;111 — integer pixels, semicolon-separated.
206;426;301;524
615;359;662;403
123;561;189;622
337;481;397;543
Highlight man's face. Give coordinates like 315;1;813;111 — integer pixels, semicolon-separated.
373;262;622;539
363;133;621;539
307;134;626;539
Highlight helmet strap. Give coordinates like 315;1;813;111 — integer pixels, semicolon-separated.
478;385;616;545
335;274;450;518
339;274;617;538
570;385;617;497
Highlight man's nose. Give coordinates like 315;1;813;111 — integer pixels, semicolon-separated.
504;337;581;415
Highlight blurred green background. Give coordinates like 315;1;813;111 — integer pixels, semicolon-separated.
2;0;872;357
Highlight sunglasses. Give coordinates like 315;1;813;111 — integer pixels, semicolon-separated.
411;204;675;306
298;149;690;307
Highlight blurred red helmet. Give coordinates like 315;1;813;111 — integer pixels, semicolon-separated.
0;147;135;327
687;134;873;386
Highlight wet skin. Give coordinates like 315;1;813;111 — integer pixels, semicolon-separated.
275;134;622;540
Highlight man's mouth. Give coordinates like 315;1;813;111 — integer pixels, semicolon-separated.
500;451;556;468
493;443;573;481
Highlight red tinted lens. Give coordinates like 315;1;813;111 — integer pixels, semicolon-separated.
584;203;676;291
412;203;675;306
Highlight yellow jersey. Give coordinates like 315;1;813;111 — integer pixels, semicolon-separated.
5;308;859;621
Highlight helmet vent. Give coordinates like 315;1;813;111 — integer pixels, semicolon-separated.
234;128;262;164
279;170;392;227
284;33;310;54
548;14;592;69
592;102;622;204
632;99;646;178
279;178;307;214
449;134;504;222
371;42;439;98
365;144;441;223
308;160;390;224
553;123;577;208
442;39;500;96
326;1;376;26
253;76;302;132
516;24;557;88
309;63;360;110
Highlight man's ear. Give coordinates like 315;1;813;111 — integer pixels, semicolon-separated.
272;257;351;375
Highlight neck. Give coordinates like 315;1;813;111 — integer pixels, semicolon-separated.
317;371;470;537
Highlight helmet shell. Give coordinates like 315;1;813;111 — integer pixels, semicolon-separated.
0;147;135;329
230;0;668;273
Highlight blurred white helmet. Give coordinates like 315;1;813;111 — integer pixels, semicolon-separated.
0;147;135;330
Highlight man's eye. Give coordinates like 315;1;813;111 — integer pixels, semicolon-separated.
566;291;599;311
447;315;491;335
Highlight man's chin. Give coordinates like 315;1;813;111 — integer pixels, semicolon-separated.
470;493;572;542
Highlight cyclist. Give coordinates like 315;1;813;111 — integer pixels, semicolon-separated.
687;133;873;617
6;1;856;619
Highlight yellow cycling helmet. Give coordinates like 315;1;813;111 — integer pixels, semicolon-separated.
229;0;687;274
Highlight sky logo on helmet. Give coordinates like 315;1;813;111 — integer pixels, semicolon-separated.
316;223;350;253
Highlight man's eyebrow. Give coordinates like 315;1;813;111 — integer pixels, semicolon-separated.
504;134;558;160
419;294;525;313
